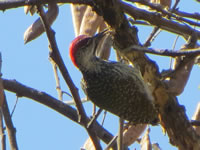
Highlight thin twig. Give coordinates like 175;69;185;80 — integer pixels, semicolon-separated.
124;45;200;57
10;96;19;118
0;0;93;10
62;91;72;98
37;4;102;149
64;98;88;105
0;56;6;150
126;0;200;28
105;136;118;150
118;118;124;150
50;60;63;100
0;53;6;150
169;35;179;69
170;0;180;14
101;111;107;126
1;95;18;150
87;109;102;128
0;53;4;106
174;10;200;20
121;2;200;39
0;109;6;150
92;104;96;116
143;27;160;47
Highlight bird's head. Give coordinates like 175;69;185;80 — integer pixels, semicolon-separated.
69;31;106;69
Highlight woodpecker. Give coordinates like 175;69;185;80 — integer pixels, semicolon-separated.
69;32;158;125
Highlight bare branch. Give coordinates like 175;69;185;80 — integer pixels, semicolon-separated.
87;109;102;128
2;78;115;145
0;53;6;150
0;0;92;11
117;118;124;150
0;109;6;150
124;45;200;57
192;103;200;135
121;2;200;39
1;94;18;150
164;36;197;95
126;0;200;27
50;60;63;100
143;27;160;47
36;4;102;149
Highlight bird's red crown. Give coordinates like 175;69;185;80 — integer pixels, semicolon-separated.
69;35;90;68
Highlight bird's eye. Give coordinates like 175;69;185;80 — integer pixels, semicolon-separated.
78;37;91;50
81;38;92;50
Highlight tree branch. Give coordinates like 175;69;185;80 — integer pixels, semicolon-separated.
121;2;200;39
2;78;115;146
124;45;200;57
1;95;18;150
0;0;92;11
36;4;102;149
0;109;6;150
0;53;6;150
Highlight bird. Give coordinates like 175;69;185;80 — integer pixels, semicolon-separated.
69;32;158;125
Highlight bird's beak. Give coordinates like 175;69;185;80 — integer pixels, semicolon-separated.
93;29;108;42
92;30;108;54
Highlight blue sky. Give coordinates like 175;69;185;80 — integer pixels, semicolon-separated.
0;1;200;149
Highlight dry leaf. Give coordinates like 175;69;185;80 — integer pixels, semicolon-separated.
24;5;37;15
70;4;87;36
79;6;103;36
24;3;59;44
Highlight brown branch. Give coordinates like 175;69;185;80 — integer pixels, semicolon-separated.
126;0;200;27
117;118;124;150
0;109;6;150
0;53;18;150
170;0;180;13
143;27;160;47
2;78;115;146
174;10;200;20
0;0;93;11
0;57;6;150
124;45;200;57
50;60;63;100
0;53;6;150
1;95;18;150
164;36;197;95
105;136;118;150
192;103;200;135
121;2;200;39
87;109;102;128
37;4;102;149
